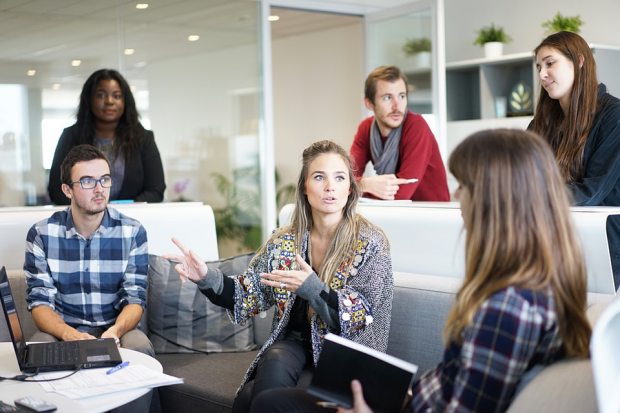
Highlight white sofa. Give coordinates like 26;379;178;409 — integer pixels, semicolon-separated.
280;202;619;295
0;202;219;270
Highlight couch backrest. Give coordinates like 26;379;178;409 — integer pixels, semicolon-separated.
0;202;219;272
280;203;619;294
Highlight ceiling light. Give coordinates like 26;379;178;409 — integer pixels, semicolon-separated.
124;49;135;55
267;15;280;22
71;60;81;67
27;70;36;76
188;35;200;42
130;85;137;92
136;3;148;9
52;84;61;90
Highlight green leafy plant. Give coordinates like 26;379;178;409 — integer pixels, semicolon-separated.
542;12;583;35
402;37;431;56
211;167;296;252
474;23;512;46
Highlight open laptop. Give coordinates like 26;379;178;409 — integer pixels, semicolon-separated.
0;266;122;373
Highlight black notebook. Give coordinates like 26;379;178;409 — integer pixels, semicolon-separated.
308;333;418;413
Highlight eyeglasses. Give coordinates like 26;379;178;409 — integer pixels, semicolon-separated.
69;176;115;189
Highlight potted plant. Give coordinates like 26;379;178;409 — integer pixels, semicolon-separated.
474;23;512;59
542;12;583;35
403;37;432;67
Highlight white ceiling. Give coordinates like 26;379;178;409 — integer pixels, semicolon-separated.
0;0;377;91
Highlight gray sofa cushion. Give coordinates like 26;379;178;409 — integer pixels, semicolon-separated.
147;254;255;354
387;272;461;378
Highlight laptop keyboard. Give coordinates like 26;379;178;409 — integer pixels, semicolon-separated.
41;341;80;365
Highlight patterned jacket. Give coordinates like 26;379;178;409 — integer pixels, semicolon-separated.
228;219;393;393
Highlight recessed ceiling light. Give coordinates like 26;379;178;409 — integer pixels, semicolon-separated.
188;35;200;42
136;3;148;9
267;15;280;22
130;85;137;92
27;70;36;76
71;60;81;67
124;49;135;55
52;84;61;90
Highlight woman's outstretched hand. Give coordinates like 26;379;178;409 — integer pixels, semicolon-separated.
260;254;313;293
337;380;373;413
162;237;208;283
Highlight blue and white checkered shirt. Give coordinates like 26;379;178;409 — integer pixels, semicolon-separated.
24;206;148;332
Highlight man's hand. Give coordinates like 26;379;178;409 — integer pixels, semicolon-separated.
101;327;121;347
360;175;409;200
337;380;374;413
62;330;97;341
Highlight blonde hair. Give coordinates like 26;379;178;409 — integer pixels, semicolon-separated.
446;129;590;358
258;140;369;283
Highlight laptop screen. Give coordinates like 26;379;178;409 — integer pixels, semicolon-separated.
0;266;27;366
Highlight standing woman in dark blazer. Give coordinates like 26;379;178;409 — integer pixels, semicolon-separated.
48;69;166;204
531;31;620;290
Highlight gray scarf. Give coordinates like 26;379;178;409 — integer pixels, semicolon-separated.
369;110;408;175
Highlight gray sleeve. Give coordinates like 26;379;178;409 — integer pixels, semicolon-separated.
195;266;224;294
296;272;340;329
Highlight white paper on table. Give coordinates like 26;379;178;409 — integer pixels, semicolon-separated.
38;364;183;399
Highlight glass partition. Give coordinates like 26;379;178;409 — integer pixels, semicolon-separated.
365;5;436;134
0;1;264;256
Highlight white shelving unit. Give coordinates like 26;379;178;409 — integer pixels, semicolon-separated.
443;45;620;193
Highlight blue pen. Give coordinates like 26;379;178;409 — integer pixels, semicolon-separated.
107;361;130;375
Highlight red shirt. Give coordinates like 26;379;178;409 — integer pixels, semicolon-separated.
350;111;450;201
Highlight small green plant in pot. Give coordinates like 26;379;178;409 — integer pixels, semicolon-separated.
474;23;512;59
542;12;583;35
403;38;431;56
403;37;432;67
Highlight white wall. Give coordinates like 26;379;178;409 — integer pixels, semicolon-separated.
272;22;364;191
147;43;260;207
445;0;620;63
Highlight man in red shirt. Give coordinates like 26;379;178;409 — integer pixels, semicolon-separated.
350;66;449;201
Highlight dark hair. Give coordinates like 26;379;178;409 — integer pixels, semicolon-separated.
76;69;144;160
447;129;590;357
60;144;110;185
364;66;409;104
532;31;599;182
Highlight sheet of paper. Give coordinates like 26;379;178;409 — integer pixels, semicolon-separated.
38;364;183;399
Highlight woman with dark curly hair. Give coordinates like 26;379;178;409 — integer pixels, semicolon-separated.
48;69;165;204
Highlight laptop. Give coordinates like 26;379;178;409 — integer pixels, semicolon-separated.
0;266;122;373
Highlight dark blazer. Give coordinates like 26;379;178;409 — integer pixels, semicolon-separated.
48;124;166;205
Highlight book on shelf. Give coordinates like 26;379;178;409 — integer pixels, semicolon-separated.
308;333;418;413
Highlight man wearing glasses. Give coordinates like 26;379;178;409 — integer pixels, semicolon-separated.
24;144;153;358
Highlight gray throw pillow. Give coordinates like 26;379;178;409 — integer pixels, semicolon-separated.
147;253;256;354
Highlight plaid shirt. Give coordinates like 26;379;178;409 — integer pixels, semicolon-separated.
24;207;148;331
411;285;564;413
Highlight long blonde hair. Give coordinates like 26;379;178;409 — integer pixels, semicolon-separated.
259;140;365;283
446;129;590;358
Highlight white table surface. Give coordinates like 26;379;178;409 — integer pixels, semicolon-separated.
0;342;162;412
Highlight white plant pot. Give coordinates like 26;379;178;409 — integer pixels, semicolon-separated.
413;51;431;68
484;42;503;59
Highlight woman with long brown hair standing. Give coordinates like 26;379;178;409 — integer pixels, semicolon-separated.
531;30;620;290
